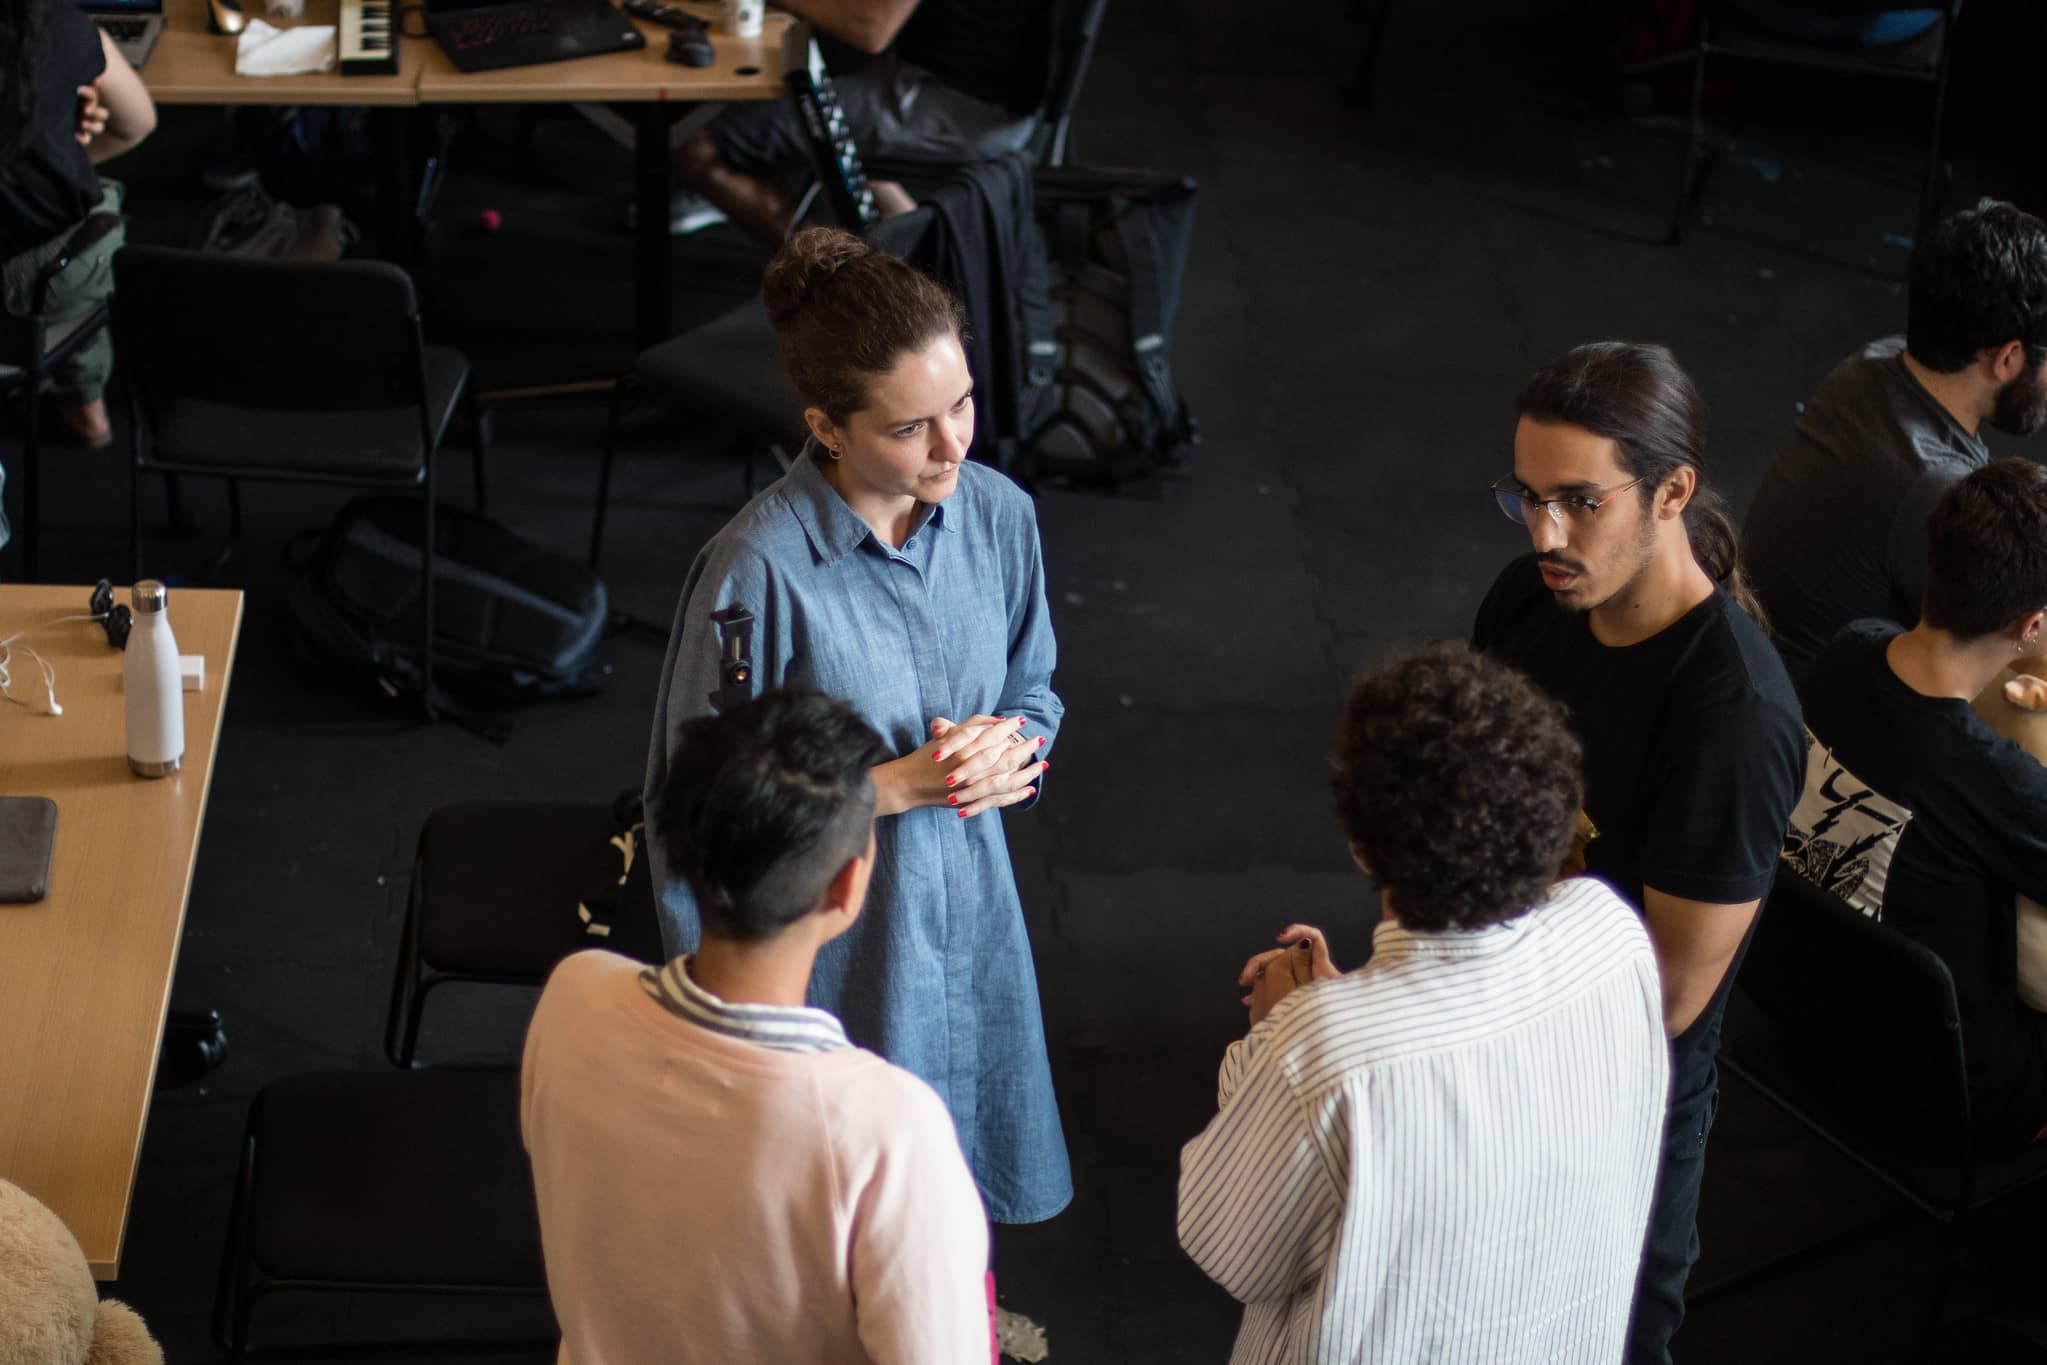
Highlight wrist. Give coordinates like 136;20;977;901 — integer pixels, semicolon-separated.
871;759;905;818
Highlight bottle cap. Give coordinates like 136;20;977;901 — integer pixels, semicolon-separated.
132;580;168;615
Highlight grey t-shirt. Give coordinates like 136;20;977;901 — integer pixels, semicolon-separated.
1742;336;1989;685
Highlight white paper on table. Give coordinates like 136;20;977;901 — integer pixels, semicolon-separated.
234;18;337;75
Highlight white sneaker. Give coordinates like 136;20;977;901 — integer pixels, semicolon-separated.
624;191;728;236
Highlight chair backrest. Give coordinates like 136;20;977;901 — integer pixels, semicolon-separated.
1029;0;1110;168
112;246;427;414
1739;869;1972;1153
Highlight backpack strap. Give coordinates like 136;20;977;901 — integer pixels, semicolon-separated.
1111;200;1184;436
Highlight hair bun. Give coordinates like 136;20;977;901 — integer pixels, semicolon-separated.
762;227;872;331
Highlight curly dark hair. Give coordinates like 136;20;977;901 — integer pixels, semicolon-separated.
1329;643;1585;933
1907;200;2047;372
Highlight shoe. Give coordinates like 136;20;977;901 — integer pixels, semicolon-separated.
624;190;728;236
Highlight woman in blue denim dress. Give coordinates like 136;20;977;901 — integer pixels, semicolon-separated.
644;227;1071;1224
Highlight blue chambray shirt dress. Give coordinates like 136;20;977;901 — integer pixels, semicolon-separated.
644;450;1072;1223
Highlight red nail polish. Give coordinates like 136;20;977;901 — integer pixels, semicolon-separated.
947;795;958;806
1035;736;1046;747
945;775;957;787
957;809;969;819
1040;761;1050;771
933;752;944;762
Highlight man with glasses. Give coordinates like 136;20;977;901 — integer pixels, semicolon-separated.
1743;199;2047;686
1786;458;2047;1152
1472;342;1803;1365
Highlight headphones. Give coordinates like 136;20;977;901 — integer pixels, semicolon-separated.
0;579;133;716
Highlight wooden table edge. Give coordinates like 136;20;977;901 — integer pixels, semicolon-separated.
90;591;244;1282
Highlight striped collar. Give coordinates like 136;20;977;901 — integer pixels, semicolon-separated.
640;956;852;1054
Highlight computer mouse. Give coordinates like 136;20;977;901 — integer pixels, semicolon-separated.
209;0;248;34
664;28;713;67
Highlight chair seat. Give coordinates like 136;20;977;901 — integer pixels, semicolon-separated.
1723;997;2047;1217
153;344;471;480
246;1068;545;1287
1709;10;1946;78
634;301;806;443
416;801;625;978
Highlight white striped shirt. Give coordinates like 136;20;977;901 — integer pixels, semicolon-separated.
1177;878;1669;1365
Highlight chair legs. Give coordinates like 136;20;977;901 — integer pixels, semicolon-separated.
20;362;43;583
420;462;438;721
591;376;633;569
1668;10;1713;245
1342;0;1396;110
1917;7;1958;249
465;383;491;513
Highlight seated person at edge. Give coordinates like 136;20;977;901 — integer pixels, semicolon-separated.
1786;458;2047;1150
0;0;154;451
1178;643;1670;1365
523;688;991;1363
1743;199;2047;685
674;0;1050;244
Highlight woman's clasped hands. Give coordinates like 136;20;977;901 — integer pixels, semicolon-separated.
872;714;1049;819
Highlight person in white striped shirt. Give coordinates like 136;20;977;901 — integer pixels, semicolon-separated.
1177;642;1670;1364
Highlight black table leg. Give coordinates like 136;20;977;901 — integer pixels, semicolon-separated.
371;107;419;269
633;102;674;348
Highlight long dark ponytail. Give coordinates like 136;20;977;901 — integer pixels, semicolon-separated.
0;0;47;162
1516;341;1768;629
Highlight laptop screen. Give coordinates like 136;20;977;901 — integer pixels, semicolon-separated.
74;0;163;15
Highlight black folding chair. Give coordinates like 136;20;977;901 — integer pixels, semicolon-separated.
112;247;487;709
1669;0;1964;246
211;1067;554;1361
0;212;121;581
1704;869;2047;1339
386;799;663;1068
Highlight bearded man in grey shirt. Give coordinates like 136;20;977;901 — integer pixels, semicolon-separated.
1743;200;2047;685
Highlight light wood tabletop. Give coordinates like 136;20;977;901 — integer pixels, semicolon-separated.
414;0;790;102
146;0;422;104
0;585;242;1281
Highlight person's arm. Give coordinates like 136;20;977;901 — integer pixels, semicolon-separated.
848;1083;991;1365
84;28;155;162
1641;890;1761;1037
776;0;920;54
1177;1013;1340;1305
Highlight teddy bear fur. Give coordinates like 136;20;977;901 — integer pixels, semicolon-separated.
0;1180;163;1365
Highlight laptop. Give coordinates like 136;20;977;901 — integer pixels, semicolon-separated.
424;0;644;73
75;0;163;69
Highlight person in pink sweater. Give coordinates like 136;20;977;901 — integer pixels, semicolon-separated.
522;688;993;1364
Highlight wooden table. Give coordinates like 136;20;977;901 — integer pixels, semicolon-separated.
0;585;243;1281
137;0;791;345
145;0;423;105
417;2;793;345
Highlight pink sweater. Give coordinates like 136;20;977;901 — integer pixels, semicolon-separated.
521;951;990;1365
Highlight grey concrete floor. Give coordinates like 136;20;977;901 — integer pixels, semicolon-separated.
18;0;2047;1359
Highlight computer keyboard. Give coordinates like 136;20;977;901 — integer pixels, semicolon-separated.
97;17;147;38
441;3;585;47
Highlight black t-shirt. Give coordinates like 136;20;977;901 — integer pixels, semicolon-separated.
0;0;105;259
1741;337;1990;686
894;0;1051;116
1473;555;1806;1087
1792;621;2047;1147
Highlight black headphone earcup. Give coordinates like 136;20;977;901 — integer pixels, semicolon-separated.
89;579;115;619
104;604;133;652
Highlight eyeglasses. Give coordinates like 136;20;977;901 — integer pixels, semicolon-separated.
1490;476;1647;527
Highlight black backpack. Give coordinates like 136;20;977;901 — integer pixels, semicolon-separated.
1016;167;1201;491
288;495;610;738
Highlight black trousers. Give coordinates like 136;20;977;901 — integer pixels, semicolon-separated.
1627;1057;1720;1365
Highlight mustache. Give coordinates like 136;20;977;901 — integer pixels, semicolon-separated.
1537;553;1586;576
